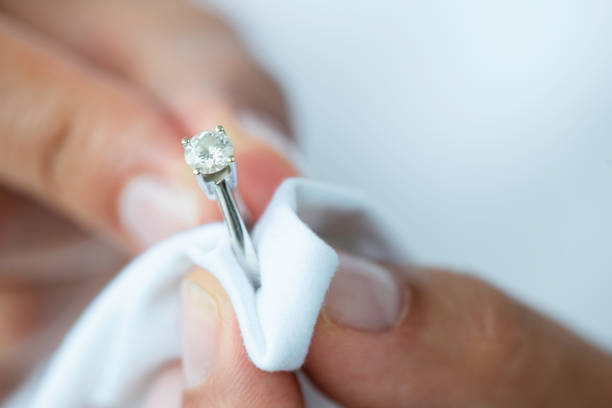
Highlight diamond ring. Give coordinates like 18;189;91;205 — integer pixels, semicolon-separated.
182;125;259;285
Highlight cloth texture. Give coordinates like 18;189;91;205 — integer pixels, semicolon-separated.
5;178;402;407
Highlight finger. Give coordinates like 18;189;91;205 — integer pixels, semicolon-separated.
0;187;127;282
142;363;183;408
0;17;294;252
2;0;294;138
179;270;303;407
0;15;203;250
304;253;612;407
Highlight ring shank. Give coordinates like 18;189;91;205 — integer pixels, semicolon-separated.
212;180;260;287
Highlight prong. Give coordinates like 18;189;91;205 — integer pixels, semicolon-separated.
192;169;200;175
181;137;190;147
215;124;225;133
228;155;236;163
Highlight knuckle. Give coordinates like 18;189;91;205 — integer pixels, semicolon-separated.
36;90;176;217
405;269;535;405
465;277;531;385
39;108;75;193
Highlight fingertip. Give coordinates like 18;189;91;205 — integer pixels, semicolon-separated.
238;144;299;218
303;261;417;407
117;175;207;250
180;269;303;407
180;276;220;389
322;252;408;332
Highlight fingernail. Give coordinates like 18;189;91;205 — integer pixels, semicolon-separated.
118;175;200;247
324;252;405;331
142;364;183;408
180;280;219;388
235;110;307;173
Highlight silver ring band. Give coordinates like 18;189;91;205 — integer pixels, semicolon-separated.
210;178;259;284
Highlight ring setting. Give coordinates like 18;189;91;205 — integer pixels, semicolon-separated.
181;125;259;285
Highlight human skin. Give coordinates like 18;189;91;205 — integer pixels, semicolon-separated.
0;0;296;397
0;1;611;406
154;265;612;408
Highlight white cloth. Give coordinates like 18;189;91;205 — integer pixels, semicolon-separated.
5;178;402;407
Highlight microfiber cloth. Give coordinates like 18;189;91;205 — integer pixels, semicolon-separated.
4;178;403;407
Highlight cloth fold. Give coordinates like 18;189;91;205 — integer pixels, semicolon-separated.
5;178;402;407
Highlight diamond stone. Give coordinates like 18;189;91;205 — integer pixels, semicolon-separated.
183;129;234;174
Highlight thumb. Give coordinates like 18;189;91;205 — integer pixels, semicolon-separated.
304;253;612;407
179;269;303;407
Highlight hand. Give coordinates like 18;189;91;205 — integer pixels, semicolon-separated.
147;254;612;407
0;0;296;397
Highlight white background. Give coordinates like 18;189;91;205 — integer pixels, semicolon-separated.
203;0;612;348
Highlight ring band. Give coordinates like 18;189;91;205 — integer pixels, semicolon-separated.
182;126;260;286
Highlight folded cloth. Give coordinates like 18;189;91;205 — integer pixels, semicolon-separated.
4;178;403;407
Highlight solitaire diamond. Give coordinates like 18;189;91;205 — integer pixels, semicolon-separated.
182;127;234;174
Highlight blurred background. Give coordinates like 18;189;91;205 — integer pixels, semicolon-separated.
203;0;612;349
